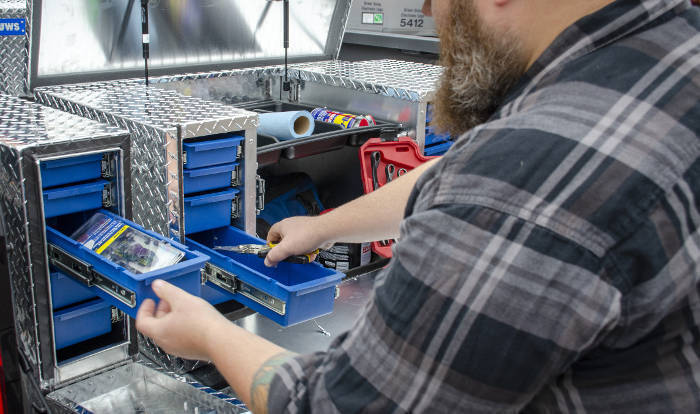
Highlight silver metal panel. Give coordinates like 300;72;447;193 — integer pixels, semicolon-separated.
35;0;349;85
0;0;31;97
291;59;443;102
0;94;131;388
47;361;248;413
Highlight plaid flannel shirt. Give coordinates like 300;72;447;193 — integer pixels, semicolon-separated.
268;0;700;412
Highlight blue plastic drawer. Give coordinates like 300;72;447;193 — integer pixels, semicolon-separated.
424;140;454;156
53;298;112;350
183;162;239;195
50;271;97;309
184;188;239;234
187;226;343;326
183;135;243;169
41;154;103;188
424;126;451;146
43;180;107;219
45;210;209;318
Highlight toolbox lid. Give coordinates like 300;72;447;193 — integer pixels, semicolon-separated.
30;0;351;88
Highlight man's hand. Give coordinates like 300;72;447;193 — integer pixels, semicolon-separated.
136;279;229;361
265;216;333;267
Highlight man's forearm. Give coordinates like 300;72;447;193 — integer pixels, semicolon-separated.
317;158;439;244
206;320;294;414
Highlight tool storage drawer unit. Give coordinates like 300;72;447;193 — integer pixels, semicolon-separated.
0;95;247;413
37;84;343;323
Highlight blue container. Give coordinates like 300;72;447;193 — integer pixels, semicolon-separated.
40;153;103;188
183;162;239;195
187;226;343;326
424;125;451;146
183;135;243;169
53;298;112;350
43;180;107;218
45;210;209;318
184;188;239;234
424;140;454;156
50;271;97;309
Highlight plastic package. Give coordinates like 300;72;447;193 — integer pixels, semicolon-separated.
71;212;184;274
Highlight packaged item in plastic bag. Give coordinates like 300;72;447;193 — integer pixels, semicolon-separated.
71;212;184;274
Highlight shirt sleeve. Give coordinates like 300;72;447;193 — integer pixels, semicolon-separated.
267;203;622;413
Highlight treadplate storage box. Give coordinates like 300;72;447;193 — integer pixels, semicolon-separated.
187;226;343;326
42;179;108;218
40;153;104;188
46;210;209;318
53;298;112;350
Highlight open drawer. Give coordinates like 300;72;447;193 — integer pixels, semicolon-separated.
46;210;209;318
186;226;343;326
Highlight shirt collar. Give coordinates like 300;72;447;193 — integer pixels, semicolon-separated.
501;0;691;114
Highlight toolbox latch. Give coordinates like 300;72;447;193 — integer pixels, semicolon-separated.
231;195;242;221
48;244;137;308
101;152;116;178
231;164;242;187
102;183;115;208
256;175;265;214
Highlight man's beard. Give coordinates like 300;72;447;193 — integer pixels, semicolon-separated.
433;0;528;136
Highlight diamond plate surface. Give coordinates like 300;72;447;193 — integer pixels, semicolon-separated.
47;361;248;413
290;59;443;102
0;93;129;387
0;0;30;97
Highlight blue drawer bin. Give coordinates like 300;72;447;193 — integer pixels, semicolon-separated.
183;162;239;195
43;180;107;219
53;298;112;350
187;226;343;326
41;153;103;188
46;210;209;318
50;271;97;309
424;140;454;156
184;188;239;234
183;135;243;169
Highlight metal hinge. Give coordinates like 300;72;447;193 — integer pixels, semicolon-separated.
231;195;242;221
231;164;241;187
101;152;116;178
102;183;114;208
203;262;286;315
256;175;265;214
182;151;188;166
48;244;136;308
111;307;124;323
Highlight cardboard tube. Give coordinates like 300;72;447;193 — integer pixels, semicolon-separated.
258;111;315;140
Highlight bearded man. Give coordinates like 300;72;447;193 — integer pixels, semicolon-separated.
136;0;700;412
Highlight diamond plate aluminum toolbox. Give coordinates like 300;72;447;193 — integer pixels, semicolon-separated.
0;94;246;412
35;83;260;241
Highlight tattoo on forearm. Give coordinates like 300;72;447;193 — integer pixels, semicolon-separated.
250;351;296;414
